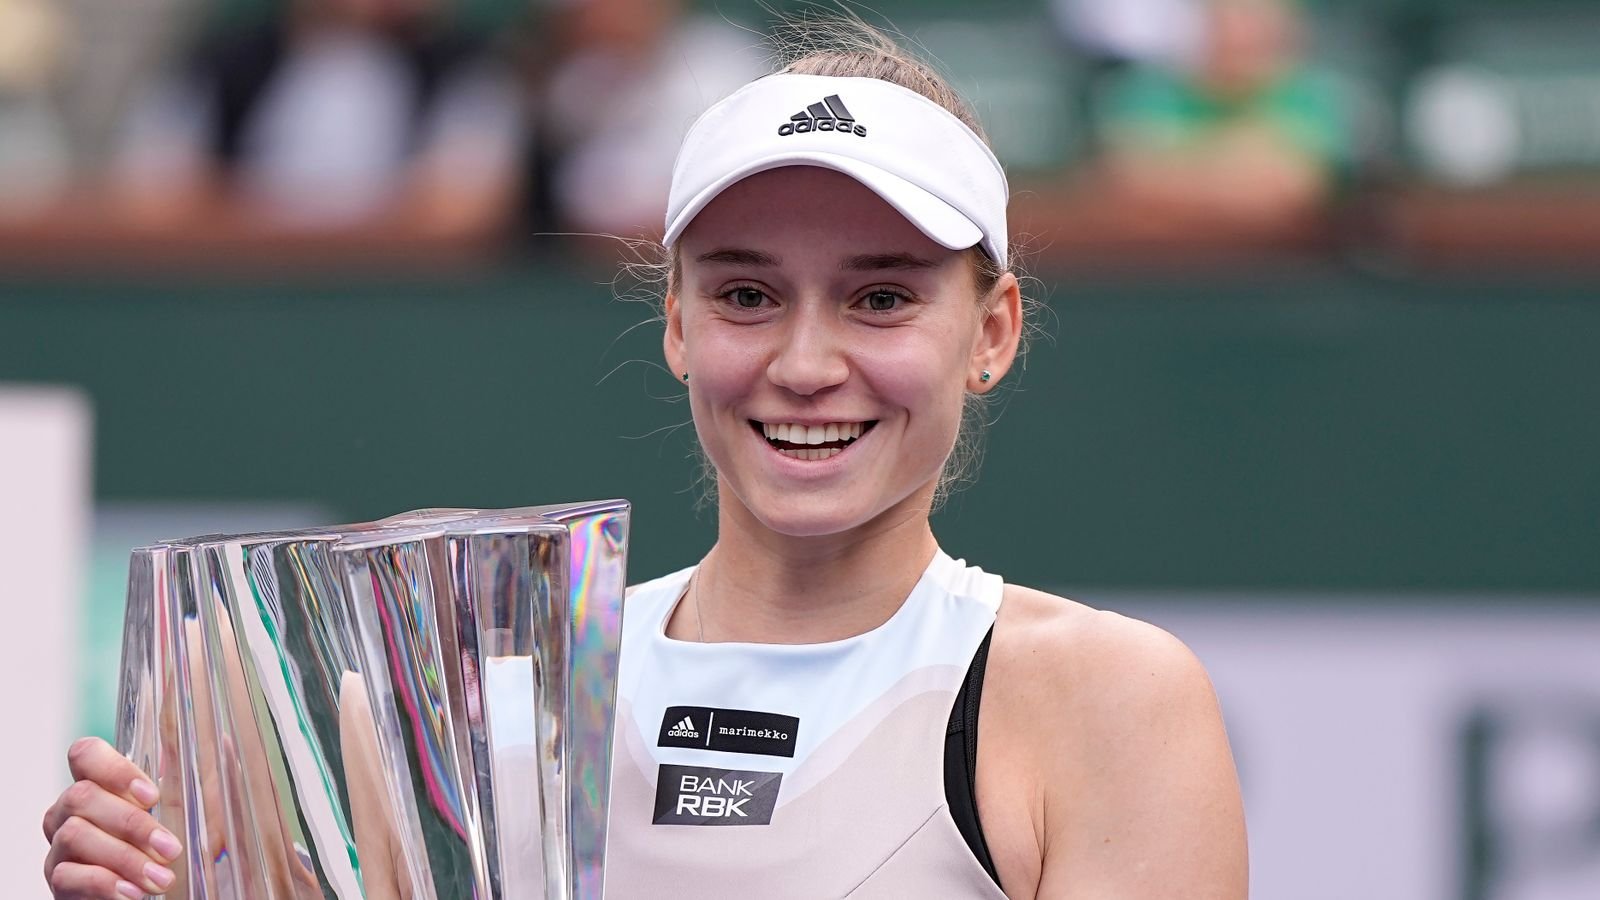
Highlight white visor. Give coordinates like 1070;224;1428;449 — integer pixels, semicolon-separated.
664;73;1010;269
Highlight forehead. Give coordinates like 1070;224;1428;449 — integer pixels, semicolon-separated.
677;166;949;262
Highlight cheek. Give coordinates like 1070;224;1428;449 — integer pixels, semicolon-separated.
855;331;971;429
682;320;765;454
684;320;767;393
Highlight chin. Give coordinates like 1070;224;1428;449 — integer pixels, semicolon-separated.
726;475;937;541
740;491;874;539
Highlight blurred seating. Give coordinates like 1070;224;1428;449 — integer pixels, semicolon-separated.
522;0;765;244
1051;0;1205;70
1388;6;1600;267
1012;0;1355;268
120;0;523;234
0;0;525;269
0;0;73;220
52;0;205;180
2;0;1599;273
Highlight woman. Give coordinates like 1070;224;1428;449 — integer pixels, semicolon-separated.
42;20;1247;900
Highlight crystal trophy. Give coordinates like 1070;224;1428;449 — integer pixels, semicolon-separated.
114;501;629;899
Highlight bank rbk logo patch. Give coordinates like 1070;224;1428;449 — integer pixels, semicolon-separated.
657;705;800;758
653;764;782;826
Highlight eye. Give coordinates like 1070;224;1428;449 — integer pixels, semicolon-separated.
859;289;907;313
726;286;767;309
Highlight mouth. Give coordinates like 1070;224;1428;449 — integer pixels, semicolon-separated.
750;419;878;461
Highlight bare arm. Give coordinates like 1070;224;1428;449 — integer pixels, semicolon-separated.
1037;612;1247;898
983;590;1247;899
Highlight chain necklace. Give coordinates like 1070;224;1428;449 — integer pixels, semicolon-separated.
690;567;707;642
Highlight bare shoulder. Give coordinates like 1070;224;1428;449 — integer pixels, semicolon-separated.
987;585;1225;782
982;585;1247;898
991;584;1214;716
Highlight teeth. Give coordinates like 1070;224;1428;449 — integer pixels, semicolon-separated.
760;421;871;452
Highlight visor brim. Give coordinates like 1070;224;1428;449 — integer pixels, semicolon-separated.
663;151;984;256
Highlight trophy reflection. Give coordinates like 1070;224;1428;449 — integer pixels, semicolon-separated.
114;501;629;899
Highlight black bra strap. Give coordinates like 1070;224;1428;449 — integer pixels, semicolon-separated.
944;627;1001;889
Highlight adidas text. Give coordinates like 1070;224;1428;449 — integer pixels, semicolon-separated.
779;120;867;137
779;94;867;138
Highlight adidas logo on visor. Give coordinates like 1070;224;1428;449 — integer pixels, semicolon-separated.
778;94;867;138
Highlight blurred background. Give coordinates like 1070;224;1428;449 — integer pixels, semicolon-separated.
1;0;1597;896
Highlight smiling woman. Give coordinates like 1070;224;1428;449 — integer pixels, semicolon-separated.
603;16;1247;900
40;13;1247;900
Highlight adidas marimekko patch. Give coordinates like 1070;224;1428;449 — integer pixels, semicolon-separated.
658;705;800;757
777;94;867;137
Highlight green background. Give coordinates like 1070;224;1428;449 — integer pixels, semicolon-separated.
4;264;1596;594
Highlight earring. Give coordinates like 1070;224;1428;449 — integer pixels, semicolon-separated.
979;370;992;383
681;372;689;382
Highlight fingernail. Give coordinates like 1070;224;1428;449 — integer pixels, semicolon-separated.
130;778;159;806
117;879;145;899
150;827;182;861
144;862;174;890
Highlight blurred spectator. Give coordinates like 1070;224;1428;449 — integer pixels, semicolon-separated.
52;0;203;180
1090;0;1348;237
109;0;525;244
0;0;73;220
1053;0;1203;70
526;0;764;238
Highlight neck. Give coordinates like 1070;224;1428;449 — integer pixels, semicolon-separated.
670;481;941;644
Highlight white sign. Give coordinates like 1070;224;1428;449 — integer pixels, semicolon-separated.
0;385;91;900
1107;597;1600;900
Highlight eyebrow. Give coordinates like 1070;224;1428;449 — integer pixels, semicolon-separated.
693;248;940;272
841;252;938;272
695;248;780;267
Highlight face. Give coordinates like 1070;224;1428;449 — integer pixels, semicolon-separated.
1202;0;1299;97
665;166;1019;540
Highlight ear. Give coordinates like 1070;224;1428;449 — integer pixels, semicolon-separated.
968;272;1023;393
663;291;686;381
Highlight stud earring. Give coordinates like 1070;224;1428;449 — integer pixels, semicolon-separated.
979;370;992;383
681;372;689;382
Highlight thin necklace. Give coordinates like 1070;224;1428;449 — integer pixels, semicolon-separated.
690;567;706;642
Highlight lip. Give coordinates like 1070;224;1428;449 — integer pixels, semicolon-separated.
749;417;876;429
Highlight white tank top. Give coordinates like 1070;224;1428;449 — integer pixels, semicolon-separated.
604;549;1010;898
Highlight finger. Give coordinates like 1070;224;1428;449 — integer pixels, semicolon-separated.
66;738;159;809
44;859;146;899
47;815;176;896
201;735;226;861
46;780;182;865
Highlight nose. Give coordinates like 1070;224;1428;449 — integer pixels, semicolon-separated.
765;302;849;396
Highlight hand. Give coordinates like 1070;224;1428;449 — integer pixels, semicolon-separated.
42;737;181;898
